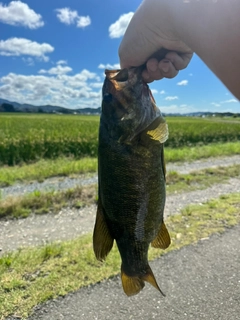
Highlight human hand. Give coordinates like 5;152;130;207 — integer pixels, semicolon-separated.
118;0;193;83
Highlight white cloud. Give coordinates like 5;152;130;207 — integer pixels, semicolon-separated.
90;82;103;88
57;60;67;65
177;80;188;86
0;68;101;109
0;1;44;28
98;63;120;70
159;90;166;94
0;38;54;61
77;16;91;28
159;104;195;114
220;99;238;104
56;8;78;24
165;96;179;101
39;65;72;75
109;12;134;38
211;102;221;107
151;89;158;94
22;57;34;66
56;8;91;28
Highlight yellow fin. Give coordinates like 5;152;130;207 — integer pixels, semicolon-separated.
93;202;114;261
151;222;171;249
121;272;145;297
142;265;165;297
121;265;165;297
147;121;168;143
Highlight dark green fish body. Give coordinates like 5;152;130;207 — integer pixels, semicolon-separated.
93;68;170;296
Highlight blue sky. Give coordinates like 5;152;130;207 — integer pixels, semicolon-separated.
0;0;239;114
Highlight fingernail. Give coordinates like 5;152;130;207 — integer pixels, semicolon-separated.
161;60;170;73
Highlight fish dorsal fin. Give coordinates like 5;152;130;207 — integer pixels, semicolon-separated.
93;200;114;261
147;117;168;143
151;222;171;249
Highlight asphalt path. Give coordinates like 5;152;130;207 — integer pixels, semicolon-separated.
26;224;240;320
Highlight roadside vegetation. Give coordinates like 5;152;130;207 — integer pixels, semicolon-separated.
0;114;240;166
0;141;240;187
0;193;239;319
1;164;239;220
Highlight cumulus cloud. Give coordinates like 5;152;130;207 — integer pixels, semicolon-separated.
98;63;120;70
56;7;91;28
159;90;166;94
0;66;102;109
38;65;72;75
77;15;91;28
211;102;221;107
165;96;179;101
0;1;44;28
220;99;238;104
0;38;54;61
151;89;158;94
57;60;67;65
177;80;188;86
109;12;134;38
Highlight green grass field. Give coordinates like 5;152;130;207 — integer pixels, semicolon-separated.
0;113;239;165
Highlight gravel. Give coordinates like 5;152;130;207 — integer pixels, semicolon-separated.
0;155;240;255
1;155;240;199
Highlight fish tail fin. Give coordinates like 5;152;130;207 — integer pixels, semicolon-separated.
121;264;165;297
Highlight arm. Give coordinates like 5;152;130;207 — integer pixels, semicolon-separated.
119;0;240;99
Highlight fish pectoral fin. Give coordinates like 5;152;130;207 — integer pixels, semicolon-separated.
121;265;165;297
93;202;114;261
146;117;168;143
151;222;171;249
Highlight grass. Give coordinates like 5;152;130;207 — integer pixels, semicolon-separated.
166;164;240;193
1;113;240;165
1;164;240;220
0;141;239;187
165;141;240;162
0;157;98;187
0;192;239;319
0;185;97;219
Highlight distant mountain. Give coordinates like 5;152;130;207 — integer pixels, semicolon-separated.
0;98;101;115
0;98;239;117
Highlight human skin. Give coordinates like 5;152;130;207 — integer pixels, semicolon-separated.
119;0;240;100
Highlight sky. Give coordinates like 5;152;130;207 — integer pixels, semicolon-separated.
0;0;239;114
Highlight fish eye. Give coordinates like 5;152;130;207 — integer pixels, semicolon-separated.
103;93;113;102
112;69;128;82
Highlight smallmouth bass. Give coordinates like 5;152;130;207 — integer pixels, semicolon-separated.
93;67;170;296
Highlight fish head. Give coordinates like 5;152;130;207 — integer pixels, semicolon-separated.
101;67;161;142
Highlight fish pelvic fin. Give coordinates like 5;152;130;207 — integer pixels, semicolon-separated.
147;117;168;143
151;222;171;249
121;264;165;297
93;202;114;261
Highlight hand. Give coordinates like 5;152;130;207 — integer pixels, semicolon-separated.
118;0;193;83
142;51;193;83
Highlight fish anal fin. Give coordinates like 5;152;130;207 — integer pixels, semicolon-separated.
151;222;171;249
121;264;165;297
147;117;168;143
93;202;114;261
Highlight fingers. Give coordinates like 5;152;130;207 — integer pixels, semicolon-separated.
142;52;193;83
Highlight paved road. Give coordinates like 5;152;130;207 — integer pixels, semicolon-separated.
27;224;240;320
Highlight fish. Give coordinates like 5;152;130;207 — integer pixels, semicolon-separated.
93;67;170;297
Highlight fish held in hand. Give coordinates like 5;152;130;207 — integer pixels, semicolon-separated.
93;67;170;297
